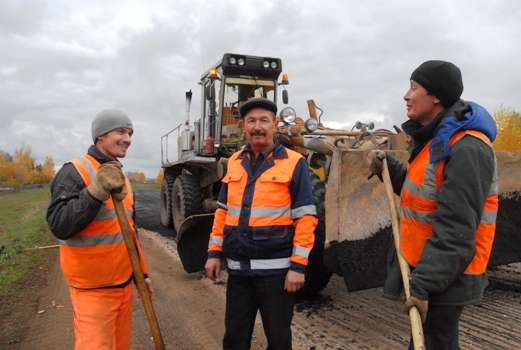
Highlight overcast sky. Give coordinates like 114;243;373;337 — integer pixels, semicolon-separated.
1;0;520;178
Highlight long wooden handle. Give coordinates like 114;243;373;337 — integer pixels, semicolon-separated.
381;158;425;350
113;198;166;350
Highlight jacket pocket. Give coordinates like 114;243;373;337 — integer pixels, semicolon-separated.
222;172;244;206
253;226;288;240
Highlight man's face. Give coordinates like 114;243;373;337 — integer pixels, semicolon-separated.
403;80;442;126
96;128;133;160
239;107;279;152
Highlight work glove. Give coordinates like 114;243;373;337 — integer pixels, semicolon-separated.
87;161;128;202
365;150;387;175
403;296;428;323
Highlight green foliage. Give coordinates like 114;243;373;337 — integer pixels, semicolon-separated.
0;188;56;298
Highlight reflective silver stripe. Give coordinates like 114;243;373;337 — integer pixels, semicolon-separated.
481;210;497;224
77;157;97;182
293;245;311;259
291;205;317;219
217;201;228;210
59;232;124;247
93;207;134;221
400;206;435;224
209;236;223;246
424;161;439;192
94;206;116;220
402;177;438;201
251;206;291;218
489;159;498;196
227;258;241;270
227;257;291;270
227;206;241;216
251;258;291;270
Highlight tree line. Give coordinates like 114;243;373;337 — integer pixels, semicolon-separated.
0;141;55;190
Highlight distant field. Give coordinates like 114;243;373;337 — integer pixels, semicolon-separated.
131;182;160;190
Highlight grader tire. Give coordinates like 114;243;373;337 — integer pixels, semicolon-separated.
172;174;204;234
296;172;332;299
160;176;174;228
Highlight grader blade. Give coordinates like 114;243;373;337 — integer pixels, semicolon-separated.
324;150;409;292
324;149;521;292
176;213;215;273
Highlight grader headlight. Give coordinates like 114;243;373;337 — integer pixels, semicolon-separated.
280;107;296;123
304;118;319;132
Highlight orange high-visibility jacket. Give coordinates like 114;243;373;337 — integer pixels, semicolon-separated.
400;130;498;274
209;143;317;275
58;154;148;288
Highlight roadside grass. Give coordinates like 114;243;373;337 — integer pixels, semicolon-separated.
0;188;57;346
0;187;56;303
0;211;57;297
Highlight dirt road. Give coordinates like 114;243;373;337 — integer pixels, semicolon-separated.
18;189;521;349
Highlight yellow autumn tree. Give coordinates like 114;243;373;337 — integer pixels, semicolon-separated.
493;105;521;151
14;141;35;186
125;171;135;182
0;153;16;186
156;169;163;186
41;156;56;183
125;171;146;183
134;172;146;183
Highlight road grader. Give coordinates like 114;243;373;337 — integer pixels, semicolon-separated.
160;52;521;297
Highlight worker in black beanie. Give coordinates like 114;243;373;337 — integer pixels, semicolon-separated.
366;60;498;349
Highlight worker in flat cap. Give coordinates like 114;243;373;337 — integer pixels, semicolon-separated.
366;61;498;349
47;109;154;350
206;98;318;349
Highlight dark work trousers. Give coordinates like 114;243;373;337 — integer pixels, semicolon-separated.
223;274;294;350
408;305;464;350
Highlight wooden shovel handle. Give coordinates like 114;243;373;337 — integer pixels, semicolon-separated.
113;198;166;350
381;158;425;350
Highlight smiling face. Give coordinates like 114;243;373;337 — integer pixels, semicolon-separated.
403;80;444;126
95;128;133;160
239;107;279;155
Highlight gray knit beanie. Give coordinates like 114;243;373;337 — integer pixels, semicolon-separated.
91;109;134;143
410;60;463;107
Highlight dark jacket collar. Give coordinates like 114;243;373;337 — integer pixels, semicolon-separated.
87;145;120;165
238;139;288;160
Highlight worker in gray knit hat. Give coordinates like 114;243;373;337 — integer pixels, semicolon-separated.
366;60;497;350
47;108;153;350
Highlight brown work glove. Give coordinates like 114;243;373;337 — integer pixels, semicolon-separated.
403;296;428;323
365;150;387;175
87;161;128;201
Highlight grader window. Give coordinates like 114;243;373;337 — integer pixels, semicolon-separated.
222;77;275;125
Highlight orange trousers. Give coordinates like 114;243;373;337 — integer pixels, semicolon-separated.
69;283;133;350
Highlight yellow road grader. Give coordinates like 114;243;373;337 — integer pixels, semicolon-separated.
160;53;521;297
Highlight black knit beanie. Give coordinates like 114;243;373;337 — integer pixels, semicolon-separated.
410;60;463;107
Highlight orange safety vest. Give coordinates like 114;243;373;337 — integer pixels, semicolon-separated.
400;130;498;275
58;154;148;288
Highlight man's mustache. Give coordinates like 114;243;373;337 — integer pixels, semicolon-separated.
250;131;266;136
